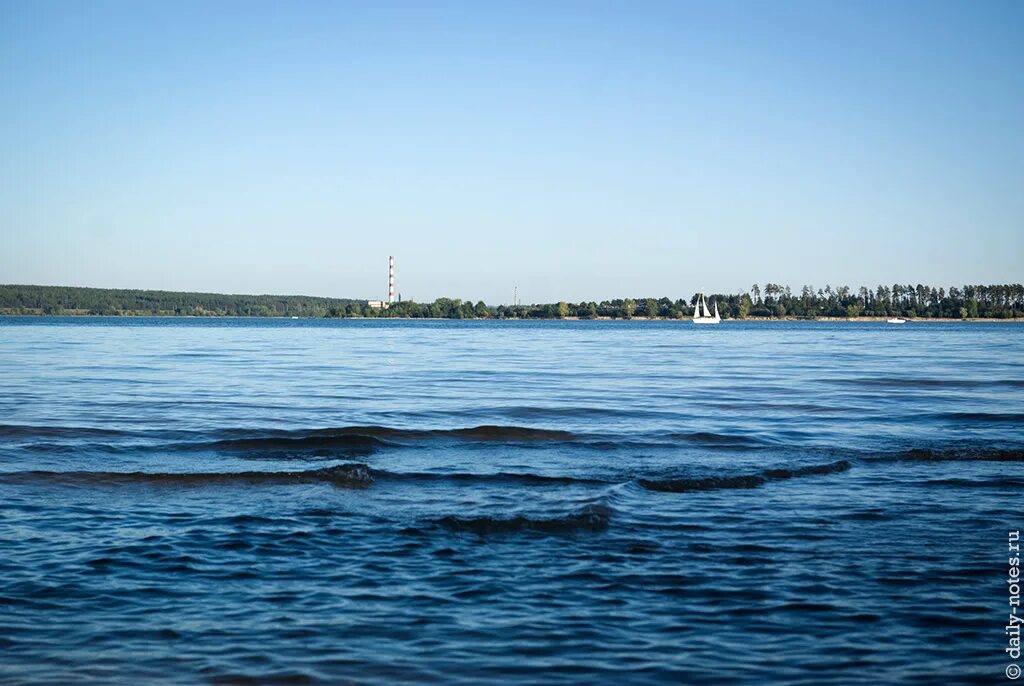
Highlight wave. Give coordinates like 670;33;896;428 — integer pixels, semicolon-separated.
0;463;375;488
0;423;582;449
195;425;580;453
873;448;1024;463
442;425;577;441
0;424;128;438
929;412;1024;423
923;477;1024;488
826;377;1024;389
2;443;1018;502
667;431;770;448
7;423;726;454
762;461;854;479
383;471;610;486
15;441;134;455
245;425;777;450
639;459;851;493
639;474;767;493
0;422;798;455
404;406;684;421
432;503;612;535
203;433;387;453
0;464;614;490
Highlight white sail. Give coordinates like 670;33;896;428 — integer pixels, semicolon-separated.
692;291;720;324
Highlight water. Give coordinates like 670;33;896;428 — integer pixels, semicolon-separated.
1;317;1021;684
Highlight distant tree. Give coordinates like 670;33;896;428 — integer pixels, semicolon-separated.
657;297;672;316
737;293;753;319
623;299;636;319
644;298;658;318
557;301;570;318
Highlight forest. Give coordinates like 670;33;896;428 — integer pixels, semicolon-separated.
2;283;1022;319
0;285;359;317
362;283;1024;319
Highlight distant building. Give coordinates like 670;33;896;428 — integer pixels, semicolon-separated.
366;256;396;310
389;255;395;305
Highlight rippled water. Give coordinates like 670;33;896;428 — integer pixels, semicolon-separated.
1;317;1021;684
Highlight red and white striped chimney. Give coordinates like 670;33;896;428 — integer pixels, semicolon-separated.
388;256;395;305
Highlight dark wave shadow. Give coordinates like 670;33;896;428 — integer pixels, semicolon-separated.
431;503;612;535
0;463;375;488
639;459;852;493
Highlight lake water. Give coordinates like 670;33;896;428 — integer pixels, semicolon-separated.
1;317;1021;684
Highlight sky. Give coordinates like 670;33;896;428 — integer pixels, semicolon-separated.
1;0;1021;304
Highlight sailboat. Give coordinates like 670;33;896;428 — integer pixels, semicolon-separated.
692;292;721;324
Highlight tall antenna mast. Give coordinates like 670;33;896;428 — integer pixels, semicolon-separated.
388;256;395;306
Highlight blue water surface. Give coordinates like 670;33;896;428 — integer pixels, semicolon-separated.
0;317;1021;684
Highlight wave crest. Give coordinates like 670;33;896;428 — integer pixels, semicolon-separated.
197;425;578;453
0;463;375;488
640;459;851;494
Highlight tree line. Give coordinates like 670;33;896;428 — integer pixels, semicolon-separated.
364;283;1023;319
0;285;359;317
2;283;1021;319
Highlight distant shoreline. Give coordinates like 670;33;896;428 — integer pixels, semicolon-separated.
5;284;1021;321
1;312;1020;323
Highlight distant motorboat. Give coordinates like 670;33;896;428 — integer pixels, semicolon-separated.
693;292;721;324
887;317;907;324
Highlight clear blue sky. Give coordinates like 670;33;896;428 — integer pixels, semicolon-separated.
1;1;1021;303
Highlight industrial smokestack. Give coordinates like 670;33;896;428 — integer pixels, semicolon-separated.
388;256;395;305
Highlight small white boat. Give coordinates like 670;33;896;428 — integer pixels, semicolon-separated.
887;317;906;324
693;292;721;324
